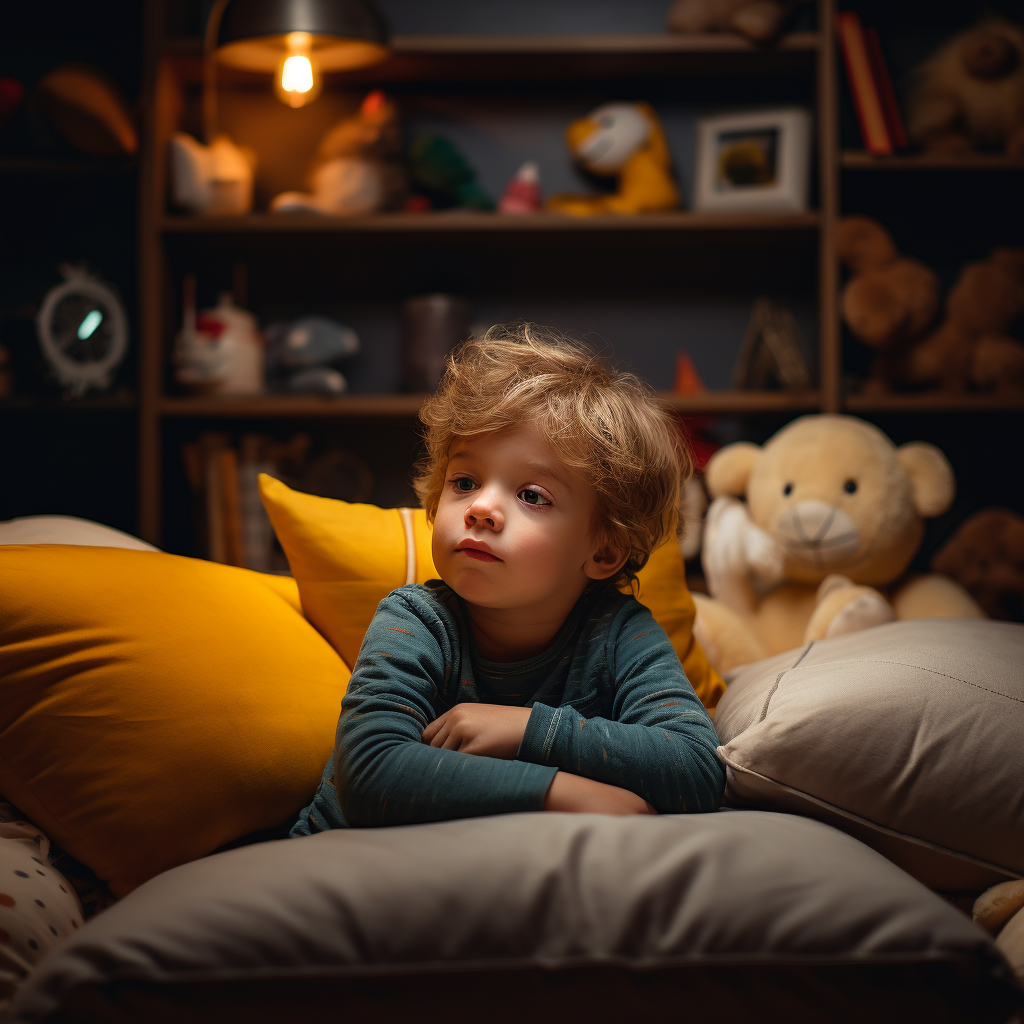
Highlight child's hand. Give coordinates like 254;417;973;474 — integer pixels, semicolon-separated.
543;772;656;815
422;703;532;759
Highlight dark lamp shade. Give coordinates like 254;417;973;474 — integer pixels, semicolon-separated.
215;0;390;72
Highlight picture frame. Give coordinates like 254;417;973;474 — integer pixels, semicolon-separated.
693;108;811;214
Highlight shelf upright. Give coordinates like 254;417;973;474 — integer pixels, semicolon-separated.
138;0;167;545
817;0;840;414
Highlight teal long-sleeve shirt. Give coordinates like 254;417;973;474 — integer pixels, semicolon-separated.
291;580;724;834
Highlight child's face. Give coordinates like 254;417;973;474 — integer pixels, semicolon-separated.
432;425;619;618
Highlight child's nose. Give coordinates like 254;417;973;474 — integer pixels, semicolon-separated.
465;493;502;529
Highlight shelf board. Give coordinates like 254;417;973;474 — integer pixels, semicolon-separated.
161;210;821;234
841;151;1024;170
662;390;821;413
0;394;137;412
159;394;427;418
164;32;819;85
844;392;1024;413
0;155;136;175
158;390;822;419
387;32;821;54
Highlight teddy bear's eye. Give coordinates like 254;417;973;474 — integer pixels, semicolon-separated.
783;483;793;497
844;479;858;494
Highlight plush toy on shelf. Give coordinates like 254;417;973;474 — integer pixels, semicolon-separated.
270;91;407;216
169;133;255;216
932;508;1024;621
546;102;680;216
173;279;264;395
264;317;360;395
497;161;542;214
903;247;1024;395
666;0;796;44
407;134;494;211
691;414;984;675
837;215;940;394
906;18;1024;157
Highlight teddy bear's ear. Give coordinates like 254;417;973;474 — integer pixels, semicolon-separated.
896;442;955;518
705;442;760;498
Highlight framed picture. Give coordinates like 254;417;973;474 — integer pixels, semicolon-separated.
693;108;811;213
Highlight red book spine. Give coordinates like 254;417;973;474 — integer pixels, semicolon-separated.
837;12;893;156
864;25;908;150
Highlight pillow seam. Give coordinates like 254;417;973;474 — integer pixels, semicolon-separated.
758;641;814;723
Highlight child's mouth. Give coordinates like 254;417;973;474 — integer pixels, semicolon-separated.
458;548;500;562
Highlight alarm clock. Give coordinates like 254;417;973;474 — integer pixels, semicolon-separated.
35;264;128;397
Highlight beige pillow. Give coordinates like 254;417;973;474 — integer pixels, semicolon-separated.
714;619;1024;893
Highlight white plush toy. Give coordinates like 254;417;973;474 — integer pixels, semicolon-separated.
173;292;264;395
169;133;255;216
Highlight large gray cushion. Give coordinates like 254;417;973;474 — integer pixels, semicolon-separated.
715;619;1024;893
9;811;1021;1023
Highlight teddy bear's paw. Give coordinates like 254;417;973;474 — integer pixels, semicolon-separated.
805;584;894;642
825;589;895;638
974;879;1024;935
815;574;855;603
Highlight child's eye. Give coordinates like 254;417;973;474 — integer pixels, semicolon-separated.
518;488;551;507
452;477;477;492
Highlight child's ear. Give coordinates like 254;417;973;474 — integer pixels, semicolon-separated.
584;535;630;582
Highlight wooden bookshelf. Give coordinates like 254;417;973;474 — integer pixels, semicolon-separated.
134;0;1023;550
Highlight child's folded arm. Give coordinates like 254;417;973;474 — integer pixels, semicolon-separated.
335;590;557;826
516;602;725;814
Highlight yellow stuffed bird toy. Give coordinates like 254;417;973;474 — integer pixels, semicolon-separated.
547;102;681;215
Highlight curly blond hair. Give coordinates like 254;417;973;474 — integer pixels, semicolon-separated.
413;323;693;586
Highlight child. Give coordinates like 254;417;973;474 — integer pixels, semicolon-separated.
292;324;724;834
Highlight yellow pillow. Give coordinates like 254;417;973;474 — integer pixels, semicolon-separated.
0;545;350;897
260;475;724;710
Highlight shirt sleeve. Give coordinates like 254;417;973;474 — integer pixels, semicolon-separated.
334;589;558;827
516;598;725;814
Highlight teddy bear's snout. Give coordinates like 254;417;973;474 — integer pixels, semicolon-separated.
775;500;861;570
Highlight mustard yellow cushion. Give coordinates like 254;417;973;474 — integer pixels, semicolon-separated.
259;475;724;710
0;545;349;897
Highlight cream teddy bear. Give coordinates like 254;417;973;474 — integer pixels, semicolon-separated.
692;414;984;674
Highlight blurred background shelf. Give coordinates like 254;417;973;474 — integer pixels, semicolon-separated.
841;151;1024;170
164;32;820;85
160;211;822;234
844;393;1024;413
157;391;822;420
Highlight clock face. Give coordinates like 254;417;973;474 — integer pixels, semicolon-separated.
50;293;118;367
36;268;129;396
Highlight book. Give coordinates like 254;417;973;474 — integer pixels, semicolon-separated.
863;25;908;151
837;12;892;156
733;297;812;392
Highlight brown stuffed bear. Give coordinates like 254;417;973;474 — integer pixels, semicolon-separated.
907;18;1024;157
665;0;795;44
837;216;940;394
932;508;1024;621
903;248;1024;394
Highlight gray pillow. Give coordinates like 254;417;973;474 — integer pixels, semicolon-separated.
9;811;1020;1024
715;619;1024;893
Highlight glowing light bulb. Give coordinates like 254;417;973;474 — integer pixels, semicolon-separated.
275;32;321;108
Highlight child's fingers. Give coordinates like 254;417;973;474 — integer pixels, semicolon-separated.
427;721;451;748
422;711;448;743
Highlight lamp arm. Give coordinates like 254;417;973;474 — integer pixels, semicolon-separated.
203;0;232;143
